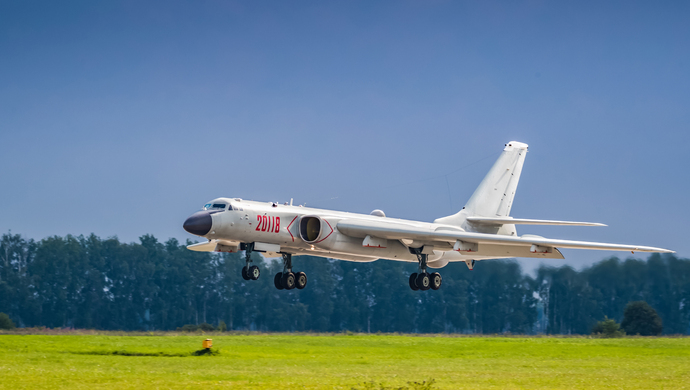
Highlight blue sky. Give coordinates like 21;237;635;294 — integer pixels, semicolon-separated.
1;1;688;272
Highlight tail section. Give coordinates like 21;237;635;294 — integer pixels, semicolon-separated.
464;141;528;217
435;141;528;232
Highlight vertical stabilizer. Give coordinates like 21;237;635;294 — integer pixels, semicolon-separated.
434;141;528;230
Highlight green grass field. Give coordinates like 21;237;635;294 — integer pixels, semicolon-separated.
0;331;689;389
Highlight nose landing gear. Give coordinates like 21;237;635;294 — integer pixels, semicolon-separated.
274;253;308;290
242;243;260;281
408;249;442;291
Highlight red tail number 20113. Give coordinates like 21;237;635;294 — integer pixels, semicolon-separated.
256;215;280;233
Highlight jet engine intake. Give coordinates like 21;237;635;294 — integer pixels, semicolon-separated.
299;215;327;244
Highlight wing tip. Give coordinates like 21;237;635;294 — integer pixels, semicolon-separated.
636;247;675;254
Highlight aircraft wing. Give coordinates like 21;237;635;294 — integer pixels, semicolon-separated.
336;219;674;254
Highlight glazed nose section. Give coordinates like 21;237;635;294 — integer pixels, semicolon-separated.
183;211;212;236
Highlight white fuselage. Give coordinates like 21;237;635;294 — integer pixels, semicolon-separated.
195;198;499;267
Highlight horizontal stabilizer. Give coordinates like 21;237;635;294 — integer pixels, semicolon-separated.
187;239;240;253
466;217;606;227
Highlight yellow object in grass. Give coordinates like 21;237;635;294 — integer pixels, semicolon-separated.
202;339;212;349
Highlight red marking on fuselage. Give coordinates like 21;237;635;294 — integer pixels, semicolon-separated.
315;219;334;244
286;216;298;242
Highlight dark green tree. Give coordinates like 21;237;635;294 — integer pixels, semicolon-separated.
0;312;14;329
0;232;37;327
621;301;663;336
591;316;625;338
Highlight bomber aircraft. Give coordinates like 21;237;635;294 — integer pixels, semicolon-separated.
183;141;673;291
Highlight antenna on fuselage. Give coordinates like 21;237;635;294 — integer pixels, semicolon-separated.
290;198;293;206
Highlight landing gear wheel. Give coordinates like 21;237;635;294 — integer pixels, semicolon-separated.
409;273;419;291
241;265;250;281
282;272;296;290
249;265;260;280
430;272;442;290
295;272;308;289
274;273;284;290
416;272;431;291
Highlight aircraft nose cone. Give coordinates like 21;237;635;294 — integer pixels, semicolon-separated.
183;211;212;236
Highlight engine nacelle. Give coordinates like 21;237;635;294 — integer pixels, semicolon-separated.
299;215;332;244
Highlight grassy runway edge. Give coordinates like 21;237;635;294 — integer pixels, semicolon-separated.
1;332;689;389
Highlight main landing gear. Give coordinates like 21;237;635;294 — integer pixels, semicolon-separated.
408;249;442;291
274;253;307;291
241;243;261;281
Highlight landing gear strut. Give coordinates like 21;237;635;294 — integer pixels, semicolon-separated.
241;243;260;281
274;253;307;290
408;248;442;291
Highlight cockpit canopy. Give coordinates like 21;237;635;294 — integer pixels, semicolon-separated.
202;198;240;212
203;203;228;211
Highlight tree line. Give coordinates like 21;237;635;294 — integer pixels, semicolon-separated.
0;232;688;334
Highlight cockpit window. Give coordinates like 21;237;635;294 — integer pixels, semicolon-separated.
203;203;227;210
